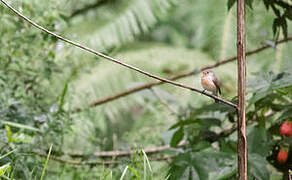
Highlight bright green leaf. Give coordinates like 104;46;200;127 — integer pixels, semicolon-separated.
0;163;10;177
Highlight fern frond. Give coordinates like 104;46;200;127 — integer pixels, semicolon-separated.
66;0;177;51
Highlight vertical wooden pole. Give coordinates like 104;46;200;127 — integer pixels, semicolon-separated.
237;0;247;179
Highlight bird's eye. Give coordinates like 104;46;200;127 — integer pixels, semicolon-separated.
207;72;209;74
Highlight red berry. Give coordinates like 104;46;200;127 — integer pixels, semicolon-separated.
280;121;292;136
277;149;288;164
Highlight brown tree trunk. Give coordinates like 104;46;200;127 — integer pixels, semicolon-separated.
237;0;247;179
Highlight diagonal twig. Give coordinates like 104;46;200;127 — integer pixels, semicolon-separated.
0;0;237;109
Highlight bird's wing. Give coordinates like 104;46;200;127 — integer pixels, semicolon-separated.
212;77;221;95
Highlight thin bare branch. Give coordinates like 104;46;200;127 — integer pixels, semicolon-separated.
74;36;292;112
68;122;241;158
69;141;186;158
33;150;174;166
33;150;118;166
32;123;241;167
0;0;237;109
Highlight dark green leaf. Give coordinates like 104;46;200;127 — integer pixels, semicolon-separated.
58;83;68;112
227;0;236;10
248;154;270;180
168;151;236;180
248;71;292;105
271;5;281;17
248;125;272;156
246;0;253;9
169;119;198;130
278;107;292;121
263;0;270;10
272;18;281;39
168;152;209;180
170;128;184;147
280;17;288;39
194;103;236;114
284;9;292;20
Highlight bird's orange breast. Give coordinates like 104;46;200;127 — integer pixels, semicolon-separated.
201;77;216;92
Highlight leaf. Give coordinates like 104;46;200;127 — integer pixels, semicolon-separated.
12;132;34;144
58;82;68;112
284;9;292;20
170;127;184;147
120;166;128;180
0;120;40;132
272;6;281;17
246;0;253;9
280;17;288;39
168;151;236;180
278;107;292;121
248;71;292;105
68;0;177;51
167;152;209;180
0;163;10;177
127;166;139;179
0;150;16;160
217;168;237;180
194;103;236;114
40;144;53;180
248;154;270;180
247;125;272;157
199;118;221;128
142;149;152;172
5;125;14;143
169;119;198;130
272;18;281;39
227;0;236;10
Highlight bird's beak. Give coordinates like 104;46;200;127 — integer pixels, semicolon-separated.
203;72;206;76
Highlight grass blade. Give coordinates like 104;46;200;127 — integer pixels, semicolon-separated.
0;163;10;177
0;120;40;132
40;144;53;180
142;149;152;172
128;166;139;180
120;166;128;180
0;149;16;160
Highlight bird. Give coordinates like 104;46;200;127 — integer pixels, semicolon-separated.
201;69;221;103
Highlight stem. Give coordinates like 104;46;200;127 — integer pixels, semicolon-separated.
237;0;247;179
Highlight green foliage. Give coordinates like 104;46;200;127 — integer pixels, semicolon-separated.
67;0;177;51
40;144;52;180
227;0;291;39
167;70;292;179
168;151;236;180
0;163;11;177
0;0;291;179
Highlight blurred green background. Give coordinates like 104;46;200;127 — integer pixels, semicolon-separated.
0;0;291;179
